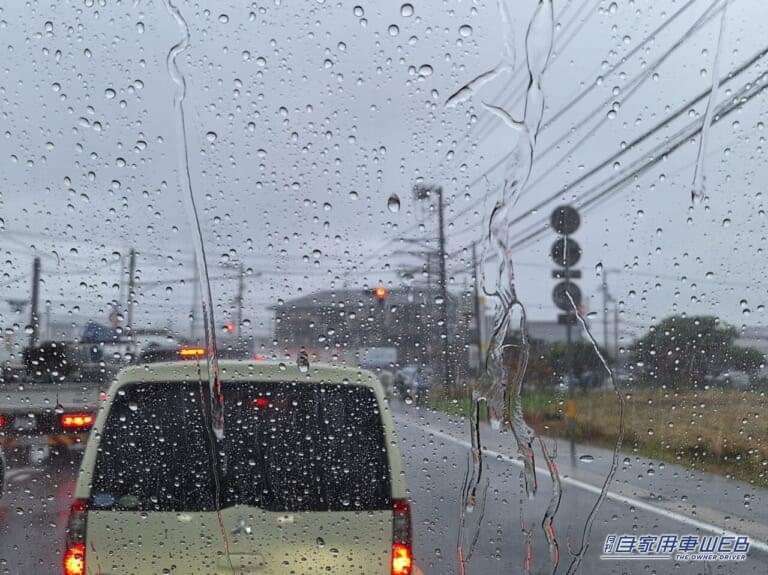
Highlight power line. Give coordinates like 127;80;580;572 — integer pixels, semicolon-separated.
507;64;768;251
436;0;728;232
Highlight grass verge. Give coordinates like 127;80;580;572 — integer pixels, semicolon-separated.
428;386;768;488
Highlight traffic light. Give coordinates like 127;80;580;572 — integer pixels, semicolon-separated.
373;287;388;301
550;205;582;324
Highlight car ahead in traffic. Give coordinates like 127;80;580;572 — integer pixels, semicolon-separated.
395;366;433;405
64;360;412;575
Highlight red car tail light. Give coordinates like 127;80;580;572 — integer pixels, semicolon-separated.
0;415;5;428
60;413;95;430
391;498;413;575
63;498;87;575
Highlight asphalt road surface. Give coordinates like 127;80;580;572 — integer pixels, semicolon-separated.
1;403;766;574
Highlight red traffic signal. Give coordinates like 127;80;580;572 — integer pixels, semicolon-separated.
373;287;388;301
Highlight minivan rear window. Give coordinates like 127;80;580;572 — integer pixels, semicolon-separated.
90;381;391;513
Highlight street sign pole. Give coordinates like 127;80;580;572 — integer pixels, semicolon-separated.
551;205;581;466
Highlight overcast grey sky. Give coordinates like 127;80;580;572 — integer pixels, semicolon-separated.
2;0;767;346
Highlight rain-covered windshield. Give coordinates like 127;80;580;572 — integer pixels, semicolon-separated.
2;1;768;574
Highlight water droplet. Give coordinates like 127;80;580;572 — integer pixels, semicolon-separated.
206;131;217;143
388;24;400;36
128;402;138;412
387;194;401;213
104;88;116;99
316;537;325;547
459;25;473;37
608;2;618;14
579;454;595;463
218;13;229;24
353;5;364;17
136;21;145;34
400;3;414;17
404;396;413;405
418;64;433;77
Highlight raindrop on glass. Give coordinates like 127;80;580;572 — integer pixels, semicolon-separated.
387;194;401;213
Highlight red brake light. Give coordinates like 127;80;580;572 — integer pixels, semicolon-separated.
253;397;270;409
0;415;5;428
179;347;206;358
392;499;413;575
63;543;85;575
64;498;87;575
392;543;413;575
60;413;94;430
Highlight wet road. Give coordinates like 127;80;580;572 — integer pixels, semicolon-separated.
0;454;79;574
2;406;767;574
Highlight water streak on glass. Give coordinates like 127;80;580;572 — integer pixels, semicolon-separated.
160;0;233;570
161;0;223;438
563;290;624;574
445;0;516;108
692;0;729;202
448;1;556;573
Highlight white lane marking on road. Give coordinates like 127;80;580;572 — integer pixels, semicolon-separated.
408;421;768;554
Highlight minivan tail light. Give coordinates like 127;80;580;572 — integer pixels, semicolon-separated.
392;498;412;575
63;543;85;575
64;498;87;575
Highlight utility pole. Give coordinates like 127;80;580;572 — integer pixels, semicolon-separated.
414;184;452;388
126;249;136;341
235;261;244;338
471;242;483;375
28;257;41;350
601;268;610;354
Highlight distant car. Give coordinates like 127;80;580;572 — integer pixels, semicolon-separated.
395;366;433;404
65;360;412;575
395;367;418;398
